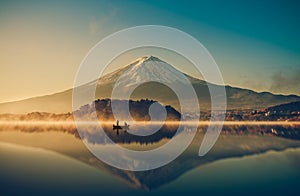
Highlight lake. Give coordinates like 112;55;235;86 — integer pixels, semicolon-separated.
0;123;300;195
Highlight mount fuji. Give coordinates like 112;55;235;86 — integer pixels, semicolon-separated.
99;56;199;86
0;56;299;113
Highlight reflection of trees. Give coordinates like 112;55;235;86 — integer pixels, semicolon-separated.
78;124;180;145
1;123;300;144
220;125;300;140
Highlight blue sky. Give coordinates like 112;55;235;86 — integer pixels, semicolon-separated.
0;0;299;102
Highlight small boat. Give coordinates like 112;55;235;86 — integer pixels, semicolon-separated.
113;124;122;129
112;123;130;130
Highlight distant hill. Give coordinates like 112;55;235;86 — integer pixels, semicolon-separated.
0;56;299;113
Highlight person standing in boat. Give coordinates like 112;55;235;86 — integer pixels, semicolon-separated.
116;120;119;126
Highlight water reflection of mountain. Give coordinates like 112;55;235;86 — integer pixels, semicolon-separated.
1;124;300;190
80;127;300;190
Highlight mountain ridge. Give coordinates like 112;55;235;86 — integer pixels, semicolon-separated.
0;56;299;113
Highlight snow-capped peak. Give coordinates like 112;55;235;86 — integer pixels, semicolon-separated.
142;55;165;63
98;56;194;87
112;56;190;87
128;55;165;67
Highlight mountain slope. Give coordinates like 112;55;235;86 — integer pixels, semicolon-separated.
0;56;299;113
263;101;300;113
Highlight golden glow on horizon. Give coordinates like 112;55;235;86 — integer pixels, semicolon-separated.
0;121;299;126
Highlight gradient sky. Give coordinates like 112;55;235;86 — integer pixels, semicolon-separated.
0;0;299;103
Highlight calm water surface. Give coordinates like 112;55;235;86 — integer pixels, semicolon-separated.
1;124;300;195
